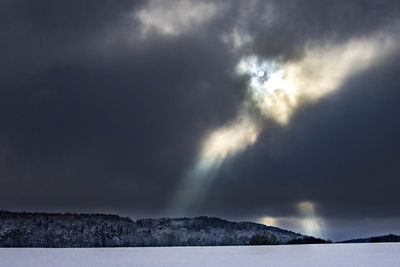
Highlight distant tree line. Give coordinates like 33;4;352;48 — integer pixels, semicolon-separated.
286;236;332;245
0;211;331;247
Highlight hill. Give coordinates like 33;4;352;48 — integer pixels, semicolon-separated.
0;210;311;247
340;234;400;243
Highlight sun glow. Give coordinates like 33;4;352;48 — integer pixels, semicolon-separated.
259;216;278;227
258;201;324;237
237;38;393;124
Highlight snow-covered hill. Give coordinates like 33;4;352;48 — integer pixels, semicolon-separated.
0;211;308;247
341;234;400;243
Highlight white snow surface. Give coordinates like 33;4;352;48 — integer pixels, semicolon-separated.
1;243;400;267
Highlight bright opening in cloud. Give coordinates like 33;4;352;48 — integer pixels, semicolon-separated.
135;0;224;38
237;38;394;124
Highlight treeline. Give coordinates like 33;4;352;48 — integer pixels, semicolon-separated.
0;211;306;247
341;234;400;244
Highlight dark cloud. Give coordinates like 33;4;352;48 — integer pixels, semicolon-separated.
0;0;245;210
0;0;399;240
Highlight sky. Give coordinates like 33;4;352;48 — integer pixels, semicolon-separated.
1;0;400;241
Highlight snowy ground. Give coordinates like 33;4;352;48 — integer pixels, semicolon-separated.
1;243;399;267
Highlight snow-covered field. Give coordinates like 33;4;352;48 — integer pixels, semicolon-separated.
1;243;399;267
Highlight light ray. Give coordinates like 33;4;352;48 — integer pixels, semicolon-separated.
298;201;323;237
168;114;260;214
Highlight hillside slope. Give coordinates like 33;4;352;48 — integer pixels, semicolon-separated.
0;211;305;247
340;234;400;243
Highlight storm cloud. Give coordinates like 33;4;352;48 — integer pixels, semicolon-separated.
1;0;399;240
